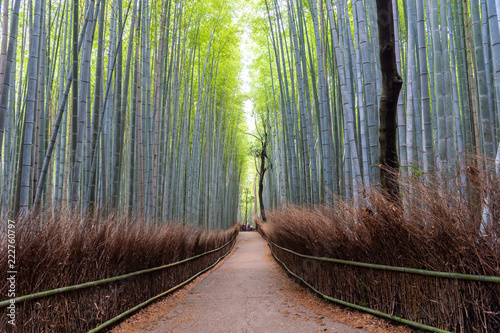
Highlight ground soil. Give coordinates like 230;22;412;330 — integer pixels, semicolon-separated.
112;232;415;333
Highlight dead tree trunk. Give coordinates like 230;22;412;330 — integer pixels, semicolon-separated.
258;136;268;221
247;127;269;222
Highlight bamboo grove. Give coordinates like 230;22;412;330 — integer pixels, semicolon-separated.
249;0;500;212
0;0;247;229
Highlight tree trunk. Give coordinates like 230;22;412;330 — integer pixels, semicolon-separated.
258;140;268;222
376;0;402;205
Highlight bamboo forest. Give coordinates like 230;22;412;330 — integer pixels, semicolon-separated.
0;0;499;331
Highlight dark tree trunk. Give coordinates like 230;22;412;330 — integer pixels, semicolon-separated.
376;0;403;206
258;140;268;221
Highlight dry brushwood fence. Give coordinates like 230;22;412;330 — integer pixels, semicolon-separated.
0;210;239;332
257;172;500;332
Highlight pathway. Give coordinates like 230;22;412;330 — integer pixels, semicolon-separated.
112;233;401;333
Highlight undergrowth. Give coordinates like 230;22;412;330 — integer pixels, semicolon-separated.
258;160;500;332
0;208;239;332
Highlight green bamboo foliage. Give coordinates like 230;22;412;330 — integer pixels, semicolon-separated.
2;0;500;226
1;0;246;230
249;0;500;210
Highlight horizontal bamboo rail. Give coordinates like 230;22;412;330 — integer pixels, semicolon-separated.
88;237;236;332
267;240;500;283
0;235;237;308
269;248;452;333
258;229;499;333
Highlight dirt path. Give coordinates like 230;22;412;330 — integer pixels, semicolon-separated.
113;232;413;333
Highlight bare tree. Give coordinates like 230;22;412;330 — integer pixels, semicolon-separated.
247;121;270;221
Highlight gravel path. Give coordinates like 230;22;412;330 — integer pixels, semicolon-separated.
113;232;412;333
